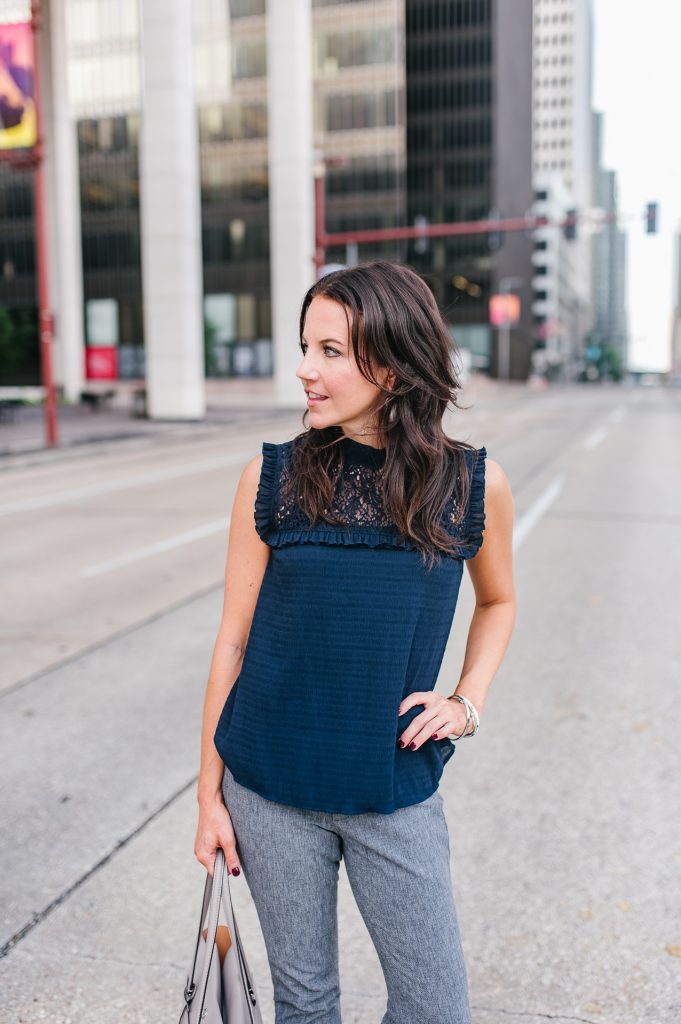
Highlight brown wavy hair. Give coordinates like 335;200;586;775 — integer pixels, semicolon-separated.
286;259;479;570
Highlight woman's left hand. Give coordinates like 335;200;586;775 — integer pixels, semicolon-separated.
397;691;471;750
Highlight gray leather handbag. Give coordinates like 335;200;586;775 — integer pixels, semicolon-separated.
179;849;264;1023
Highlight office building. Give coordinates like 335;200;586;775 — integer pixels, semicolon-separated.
589;110;628;372
405;0;535;378
0;0;538;407
530;171;585;380
531;0;595;373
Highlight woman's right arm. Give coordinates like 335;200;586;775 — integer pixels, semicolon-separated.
194;453;270;876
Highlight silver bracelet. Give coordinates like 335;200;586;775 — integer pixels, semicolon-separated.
446;693;480;739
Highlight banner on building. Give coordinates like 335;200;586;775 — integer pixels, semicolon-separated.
0;21;36;151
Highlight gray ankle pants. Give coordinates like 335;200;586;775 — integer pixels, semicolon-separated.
221;763;472;1024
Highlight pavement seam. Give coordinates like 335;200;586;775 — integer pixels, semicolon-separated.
0;579;223;701
0;774;198;961
49;951;188;971
473;1006;602;1024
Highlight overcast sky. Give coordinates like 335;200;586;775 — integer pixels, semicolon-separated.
593;0;680;371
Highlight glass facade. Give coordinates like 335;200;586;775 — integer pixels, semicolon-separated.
197;0;270;377
0;0;479;385
313;0;406;266
60;0;144;379
0;167;37;383
406;0;495;337
65;0;141;115
77;112;143;377
0;0;37;383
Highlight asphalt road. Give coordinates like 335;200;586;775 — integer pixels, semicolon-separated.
1;381;679;1024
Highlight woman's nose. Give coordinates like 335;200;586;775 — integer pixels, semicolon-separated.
296;356;317;381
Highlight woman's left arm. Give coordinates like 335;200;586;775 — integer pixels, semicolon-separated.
398;458;516;748
451;457;516;720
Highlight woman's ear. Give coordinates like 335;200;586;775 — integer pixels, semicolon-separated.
385;369;396;391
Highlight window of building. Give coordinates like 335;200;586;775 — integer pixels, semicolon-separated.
315;25;395;72
229;0;266;15
325;90;398;132
232;37;267;78
198;102;268;142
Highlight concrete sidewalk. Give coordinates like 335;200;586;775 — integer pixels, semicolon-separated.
0;378;296;460
0;373;522;462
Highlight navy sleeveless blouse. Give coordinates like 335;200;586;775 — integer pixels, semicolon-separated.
214;435;487;814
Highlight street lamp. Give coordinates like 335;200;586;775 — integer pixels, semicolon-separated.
497;276;524;381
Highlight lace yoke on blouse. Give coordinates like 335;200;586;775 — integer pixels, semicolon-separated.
257;435;486;558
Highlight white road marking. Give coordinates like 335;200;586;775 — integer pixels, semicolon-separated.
81;517;231;577
608;406;627;423
0;453;247;517
513;475;565;552
583;426;608;450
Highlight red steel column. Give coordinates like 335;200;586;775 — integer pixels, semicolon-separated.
31;0;58;447
314;171;327;280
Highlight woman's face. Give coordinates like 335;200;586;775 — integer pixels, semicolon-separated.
296;295;392;443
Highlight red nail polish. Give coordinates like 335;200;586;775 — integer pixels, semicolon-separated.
232;867;240;876
397;739;405;748
431;733;438;740
409;741;416;750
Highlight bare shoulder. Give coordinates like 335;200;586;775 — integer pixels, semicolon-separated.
483;456;514;524
230;453;264;518
241;452;264;489
484;456;511;494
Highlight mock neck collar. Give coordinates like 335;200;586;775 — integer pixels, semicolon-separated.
340;434;386;465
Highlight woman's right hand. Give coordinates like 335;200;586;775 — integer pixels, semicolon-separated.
194;797;242;878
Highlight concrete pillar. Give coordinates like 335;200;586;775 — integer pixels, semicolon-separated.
44;0;85;403
267;0;315;408
139;0;204;419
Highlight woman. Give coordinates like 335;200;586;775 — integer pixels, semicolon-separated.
194;260;515;1023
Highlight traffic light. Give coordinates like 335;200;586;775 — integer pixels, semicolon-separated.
645;202;658;234
413;214;429;255
487;207;503;251
563;209;577;241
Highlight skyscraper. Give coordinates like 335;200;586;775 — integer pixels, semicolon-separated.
593;154;628;366
531;0;595;376
405;0;535;378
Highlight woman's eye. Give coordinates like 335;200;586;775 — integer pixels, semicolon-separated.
299;342;339;357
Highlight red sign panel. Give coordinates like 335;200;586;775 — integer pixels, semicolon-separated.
85;346;118;380
489;294;521;327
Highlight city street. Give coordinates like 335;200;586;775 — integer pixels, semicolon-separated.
1;381;679;1023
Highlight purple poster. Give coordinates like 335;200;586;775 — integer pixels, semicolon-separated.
0;21;36;150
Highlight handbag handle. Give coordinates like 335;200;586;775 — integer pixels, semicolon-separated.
180;850;257;1023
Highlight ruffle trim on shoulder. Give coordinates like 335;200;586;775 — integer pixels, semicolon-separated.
458;446;487;560
254;441;281;543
